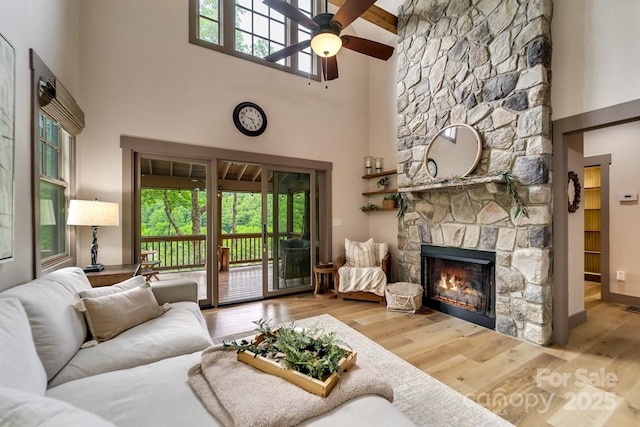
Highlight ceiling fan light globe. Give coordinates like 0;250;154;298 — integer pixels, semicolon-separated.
311;32;342;57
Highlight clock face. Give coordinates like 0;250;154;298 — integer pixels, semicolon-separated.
233;102;267;136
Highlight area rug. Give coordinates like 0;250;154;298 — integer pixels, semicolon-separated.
213;314;513;427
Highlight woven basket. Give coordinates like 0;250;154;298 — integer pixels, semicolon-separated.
385;282;423;313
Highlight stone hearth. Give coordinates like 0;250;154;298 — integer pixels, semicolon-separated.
395;0;553;344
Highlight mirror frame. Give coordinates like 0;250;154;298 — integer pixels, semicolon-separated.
424;123;482;179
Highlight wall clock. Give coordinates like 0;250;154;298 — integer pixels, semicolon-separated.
233;102;267;137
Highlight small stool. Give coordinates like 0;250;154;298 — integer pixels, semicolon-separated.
313;263;337;299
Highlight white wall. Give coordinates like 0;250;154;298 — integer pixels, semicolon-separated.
0;0;80;291
567;135;585;316
552;0;640;120
366;52;399;278
76;0;397;266
584;120;640;298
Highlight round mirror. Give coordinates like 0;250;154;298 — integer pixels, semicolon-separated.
423;124;482;179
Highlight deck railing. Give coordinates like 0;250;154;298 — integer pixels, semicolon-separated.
141;232;299;271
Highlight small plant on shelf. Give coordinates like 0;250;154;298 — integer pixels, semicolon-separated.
360;203;378;212
382;194;398;208
376;176;389;190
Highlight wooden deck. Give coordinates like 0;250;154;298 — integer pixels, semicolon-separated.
157;264;311;305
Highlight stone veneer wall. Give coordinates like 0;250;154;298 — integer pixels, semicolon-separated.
395;0;553;344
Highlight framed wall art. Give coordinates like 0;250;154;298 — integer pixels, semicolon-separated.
0;34;15;263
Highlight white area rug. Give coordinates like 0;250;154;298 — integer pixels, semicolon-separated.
214;314;513;427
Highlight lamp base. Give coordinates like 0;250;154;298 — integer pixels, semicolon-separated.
83;264;105;273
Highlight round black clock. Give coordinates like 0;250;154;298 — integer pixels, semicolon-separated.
233;102;267;137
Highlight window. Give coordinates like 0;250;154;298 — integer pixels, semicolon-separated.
38;113;72;264
31;50;84;276
190;0;319;78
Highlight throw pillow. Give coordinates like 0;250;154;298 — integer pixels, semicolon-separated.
79;275;146;299
0;299;47;395
74;284;170;342
0;386;116;427
345;238;376;267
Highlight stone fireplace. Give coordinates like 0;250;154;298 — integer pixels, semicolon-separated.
395;0;553;345
422;245;495;329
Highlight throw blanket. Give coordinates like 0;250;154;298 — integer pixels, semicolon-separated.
339;266;387;296
188;344;394;427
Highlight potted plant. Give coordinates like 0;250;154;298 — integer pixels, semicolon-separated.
382;194;398;209
376;176;389;190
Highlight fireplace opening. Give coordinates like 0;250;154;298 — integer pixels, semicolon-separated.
421;245;495;329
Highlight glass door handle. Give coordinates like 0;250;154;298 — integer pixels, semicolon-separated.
262;224;268;246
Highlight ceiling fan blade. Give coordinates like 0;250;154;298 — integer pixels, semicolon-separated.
341;35;394;60
264;40;311;62
322;56;339;81
331;0;377;30
263;0;318;30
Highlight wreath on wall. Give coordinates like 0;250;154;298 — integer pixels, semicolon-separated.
567;171;581;213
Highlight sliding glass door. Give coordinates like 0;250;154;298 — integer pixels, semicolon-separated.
263;169;316;297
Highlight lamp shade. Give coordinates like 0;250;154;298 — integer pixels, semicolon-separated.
67;200;119;227
311;32;342;57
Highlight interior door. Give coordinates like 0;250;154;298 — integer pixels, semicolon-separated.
263;169;316;296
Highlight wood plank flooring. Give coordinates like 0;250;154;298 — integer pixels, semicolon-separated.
201;294;640;426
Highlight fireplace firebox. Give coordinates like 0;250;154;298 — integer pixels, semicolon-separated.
421;245;495;329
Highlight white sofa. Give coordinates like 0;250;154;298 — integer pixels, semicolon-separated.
0;267;414;426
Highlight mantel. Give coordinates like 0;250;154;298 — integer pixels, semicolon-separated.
398;174;506;193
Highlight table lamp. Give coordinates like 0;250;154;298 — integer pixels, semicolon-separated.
67;199;119;272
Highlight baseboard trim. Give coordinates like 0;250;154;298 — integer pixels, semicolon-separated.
568;310;587;329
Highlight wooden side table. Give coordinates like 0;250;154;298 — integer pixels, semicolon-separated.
85;264;139;287
313;264;337;299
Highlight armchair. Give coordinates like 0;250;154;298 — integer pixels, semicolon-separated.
279;238;311;286
335;239;390;304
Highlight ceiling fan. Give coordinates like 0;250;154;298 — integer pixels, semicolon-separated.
262;0;394;81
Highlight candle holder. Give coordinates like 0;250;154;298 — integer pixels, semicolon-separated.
364;156;373;176
374;157;383;174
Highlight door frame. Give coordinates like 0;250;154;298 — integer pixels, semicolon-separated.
261;166;318;298
121;135;333;308
552;98;640;344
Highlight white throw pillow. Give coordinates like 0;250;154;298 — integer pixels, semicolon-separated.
75;283;170;342
345;238;376;267
0;299;47;395
0;267;91;381
0;386;116;427
79;274;146;299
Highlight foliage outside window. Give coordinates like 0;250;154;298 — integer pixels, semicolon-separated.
39;112;71;264
191;0;318;78
140;188;308;268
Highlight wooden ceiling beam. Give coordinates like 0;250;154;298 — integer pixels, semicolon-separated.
328;0;397;35
252;167;262;182
221;162;231;180
237;164;249;181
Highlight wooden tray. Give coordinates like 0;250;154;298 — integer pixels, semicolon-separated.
237;333;357;397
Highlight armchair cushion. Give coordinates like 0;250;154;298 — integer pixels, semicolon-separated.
345;238;376;267
338;266;387;296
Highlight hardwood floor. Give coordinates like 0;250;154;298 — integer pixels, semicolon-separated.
201;294;640;426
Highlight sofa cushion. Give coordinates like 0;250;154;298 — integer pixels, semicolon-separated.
345;238;376;267
0;299;47;395
0;267;91;381
76;283;170;342
0;386;116;427
47;353;412;427
79;275;146;299
49;301;213;387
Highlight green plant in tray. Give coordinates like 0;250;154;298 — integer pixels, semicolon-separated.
224;319;351;381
